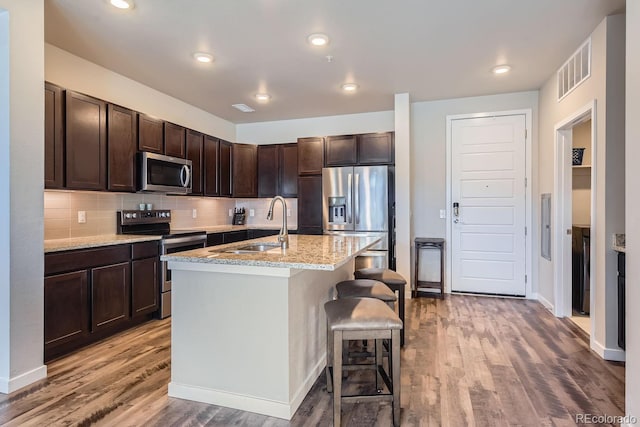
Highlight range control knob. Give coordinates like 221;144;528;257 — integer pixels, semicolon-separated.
125;213;132;219
166;212;171;217
132;213;137;218
160;212;166;218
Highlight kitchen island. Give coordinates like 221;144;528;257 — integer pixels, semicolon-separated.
162;234;379;419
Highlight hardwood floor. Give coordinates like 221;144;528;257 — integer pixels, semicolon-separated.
0;295;624;426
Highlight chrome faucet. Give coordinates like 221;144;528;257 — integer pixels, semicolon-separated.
267;196;289;249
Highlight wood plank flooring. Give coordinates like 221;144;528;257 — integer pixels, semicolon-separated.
0;295;625;426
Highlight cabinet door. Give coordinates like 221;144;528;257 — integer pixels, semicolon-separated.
358;132;394;165
232;143;258;197
164;122;186;158
297;175;323;234
325;135;357;166
186;130;204;195
207;233;224;247
65;91;107;190
219;140;233;197
107;104;137;192
297;137;324;175
138;113;164;153
279;143;298;197
91;262;131;333
223;230;249;243
44;82;64;189
203;135;220;196
44;270;88;349
258;144;278;198
132;257;159;317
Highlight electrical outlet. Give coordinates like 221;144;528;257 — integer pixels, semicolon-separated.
229;209;233;217
249;209;255;217
439;209;446;219
192;209;197;219
77;211;86;224
287;209;291;217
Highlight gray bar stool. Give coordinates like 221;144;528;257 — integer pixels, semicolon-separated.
325;297;402;427
354;268;407;345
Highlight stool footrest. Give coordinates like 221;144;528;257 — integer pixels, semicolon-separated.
342;394;394;404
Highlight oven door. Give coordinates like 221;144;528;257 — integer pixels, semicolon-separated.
161;235;206;292
139;151;193;194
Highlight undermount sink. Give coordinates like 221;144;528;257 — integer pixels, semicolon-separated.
210;242;283;254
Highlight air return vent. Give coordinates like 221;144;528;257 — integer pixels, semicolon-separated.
557;38;591;101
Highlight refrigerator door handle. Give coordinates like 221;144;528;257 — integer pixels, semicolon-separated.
347;173;353;224
354;173;360;224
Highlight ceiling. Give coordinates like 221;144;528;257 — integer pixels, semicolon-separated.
45;0;625;124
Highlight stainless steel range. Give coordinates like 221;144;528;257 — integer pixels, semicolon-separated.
117;210;206;318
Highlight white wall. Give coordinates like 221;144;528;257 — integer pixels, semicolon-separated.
626;2;640;422
538;15;625;355
0;0;47;394
411;91;539;289
45;44;236;142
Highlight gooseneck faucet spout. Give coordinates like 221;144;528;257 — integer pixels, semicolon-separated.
267;196;289;249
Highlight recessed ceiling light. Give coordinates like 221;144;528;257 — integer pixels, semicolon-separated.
492;65;511;75
341;83;359;93
255;93;271;102
307;33;329;47
232;104;255;113
110;0;134;9
193;52;214;63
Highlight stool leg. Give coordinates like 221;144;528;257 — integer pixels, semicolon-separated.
375;338;383;392
333;331;343;427
391;329;401;426
398;287;405;346
326;323;333;393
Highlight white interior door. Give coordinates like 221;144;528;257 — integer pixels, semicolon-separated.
451;114;527;296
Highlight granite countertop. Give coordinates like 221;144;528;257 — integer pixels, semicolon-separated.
45;234;161;253
162;234;380;271
173;225;297;233
613;233;626;253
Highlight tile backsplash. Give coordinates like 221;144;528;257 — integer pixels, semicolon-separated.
44;190;298;240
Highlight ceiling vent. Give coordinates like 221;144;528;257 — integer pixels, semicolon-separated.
232;104;255;113
557;38;591;101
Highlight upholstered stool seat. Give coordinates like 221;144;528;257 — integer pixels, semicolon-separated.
354;268;408;346
336;279;397;304
324;297;402;426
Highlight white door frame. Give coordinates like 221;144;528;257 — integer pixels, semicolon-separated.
553;101;596;335
445;109;533;297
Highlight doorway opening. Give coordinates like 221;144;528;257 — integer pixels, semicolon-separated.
553;102;596;342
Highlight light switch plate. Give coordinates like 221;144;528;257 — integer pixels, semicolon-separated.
287;209;291;217
192;209;197;219
439;209;446;219
249;209;255;217
77;211;86;224
229;209;233;217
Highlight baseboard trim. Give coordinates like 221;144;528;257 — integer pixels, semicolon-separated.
0;365;47;394
289;354;325;416
533;293;554;312
592;338;626;362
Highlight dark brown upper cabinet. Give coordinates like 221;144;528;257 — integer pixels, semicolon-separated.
137;113;163;154
45;82;64;189
219;140;232;197
203;135;219;197
258;143;298;198
358;132;394;165
107;104;137;192
232;143;257;198
297;137;324;175
186;130;204;196
65;91;107;190
324;132;394;166
325;135;357;166
164;122;186;158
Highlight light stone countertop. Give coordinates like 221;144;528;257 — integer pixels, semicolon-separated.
45;234;161;253
613;244;626;253
162;234;380;271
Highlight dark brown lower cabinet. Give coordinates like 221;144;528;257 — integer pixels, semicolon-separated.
132;257;159;317
44;270;89;349
297;175;323;234
44;242;159;362
91;262;131;332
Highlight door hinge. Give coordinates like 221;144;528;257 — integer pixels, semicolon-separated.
525;227;527;236
525;275;528;284
525;177;527;187
525;129;528;139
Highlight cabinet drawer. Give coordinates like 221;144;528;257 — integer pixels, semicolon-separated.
45;245;131;275
132;241;159;260
207;233;224;247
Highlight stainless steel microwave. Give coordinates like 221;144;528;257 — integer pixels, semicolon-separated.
138;152;192;194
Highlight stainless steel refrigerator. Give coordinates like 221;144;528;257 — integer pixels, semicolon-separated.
322;165;394;269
